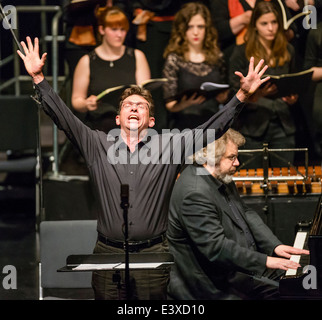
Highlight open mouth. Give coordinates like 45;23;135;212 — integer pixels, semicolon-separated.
128;115;139;120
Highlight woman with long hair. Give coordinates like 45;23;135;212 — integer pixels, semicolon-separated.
162;2;230;130
72;5;150;133
229;0;298;168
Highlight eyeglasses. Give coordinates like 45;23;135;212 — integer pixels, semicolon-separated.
225;155;238;162
121;101;149;110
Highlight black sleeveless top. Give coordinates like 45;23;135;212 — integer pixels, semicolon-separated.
163;53;228;130
85;47;136;132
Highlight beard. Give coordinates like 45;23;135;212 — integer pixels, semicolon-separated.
216;167;236;184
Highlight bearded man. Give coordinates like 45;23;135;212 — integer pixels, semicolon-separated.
167;128;309;300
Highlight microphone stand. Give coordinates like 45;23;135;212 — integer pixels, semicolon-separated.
121;184;130;299
262;143;269;214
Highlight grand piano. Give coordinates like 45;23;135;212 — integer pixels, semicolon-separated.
279;195;322;298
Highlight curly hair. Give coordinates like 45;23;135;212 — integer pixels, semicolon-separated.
163;2;223;66
118;86;155;117
244;1;290;67
192;129;245;166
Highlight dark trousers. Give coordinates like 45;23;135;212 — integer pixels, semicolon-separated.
228;268;285;300
91;239;170;300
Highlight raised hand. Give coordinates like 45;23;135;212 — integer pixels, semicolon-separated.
235;57;270;102
17;36;47;84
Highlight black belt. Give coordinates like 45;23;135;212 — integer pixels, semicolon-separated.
98;233;166;252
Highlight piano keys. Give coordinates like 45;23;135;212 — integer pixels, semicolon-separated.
285;231;307;277
279;195;322;298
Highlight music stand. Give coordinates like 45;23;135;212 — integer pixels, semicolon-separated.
58;252;174;299
58;252;174;272
235;144;309;213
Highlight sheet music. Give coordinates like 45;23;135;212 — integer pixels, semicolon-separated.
73;263;120;270
115;263;163;269
73;262;165;271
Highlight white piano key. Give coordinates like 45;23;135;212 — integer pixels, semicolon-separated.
293;231;307;249
285;231;307;276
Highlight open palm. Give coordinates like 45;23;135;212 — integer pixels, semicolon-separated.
235;57;270;101
17;37;47;83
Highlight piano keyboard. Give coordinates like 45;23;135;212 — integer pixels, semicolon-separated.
279;195;321;297
285;231;308;276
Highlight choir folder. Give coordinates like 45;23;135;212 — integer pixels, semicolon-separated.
262;68;313;98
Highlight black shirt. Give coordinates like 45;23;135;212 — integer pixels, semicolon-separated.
35;79;243;241
219;183;256;250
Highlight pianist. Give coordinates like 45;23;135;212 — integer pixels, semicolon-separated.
167;129;309;300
